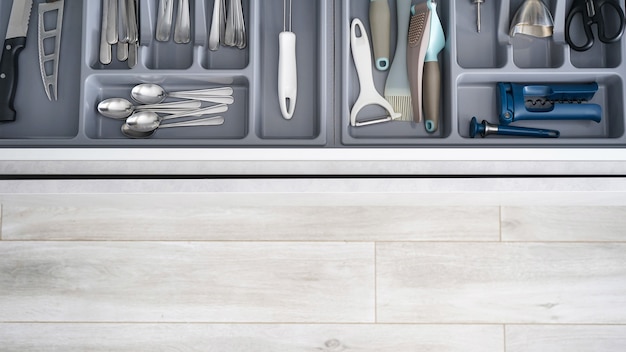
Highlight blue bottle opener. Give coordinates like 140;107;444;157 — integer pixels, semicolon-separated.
497;82;602;125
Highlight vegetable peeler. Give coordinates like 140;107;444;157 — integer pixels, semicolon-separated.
498;82;603;125
350;18;401;127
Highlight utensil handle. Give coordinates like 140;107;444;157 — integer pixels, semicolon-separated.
137;100;202;110
127;0;139;44
160;116;225;127
117;42;129;62
171;87;234;96
167;94;234;104
369;0;391;71
156;0;174;42
106;0;118;44
497;124;560;138
209;0;223;50
423;61;440;133
100;0;112;64
174;0;191;44
407;3;431;123
161;104;229;120
119;0;129;42
0;37;26;122
278;31;297;119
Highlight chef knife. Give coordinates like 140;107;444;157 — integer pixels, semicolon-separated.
0;0;33;122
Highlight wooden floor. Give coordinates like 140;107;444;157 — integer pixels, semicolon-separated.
1;204;626;351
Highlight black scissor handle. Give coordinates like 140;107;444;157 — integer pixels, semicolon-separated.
566;2;595;51
595;0;625;44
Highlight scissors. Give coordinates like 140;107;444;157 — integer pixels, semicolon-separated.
565;0;625;51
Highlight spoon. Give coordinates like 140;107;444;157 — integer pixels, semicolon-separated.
121;116;225;138
126;104;229;132
131;83;234;105
97;98;202;119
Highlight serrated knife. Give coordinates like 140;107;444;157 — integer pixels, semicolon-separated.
0;0;33;122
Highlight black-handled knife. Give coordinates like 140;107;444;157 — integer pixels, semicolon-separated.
0;0;33;122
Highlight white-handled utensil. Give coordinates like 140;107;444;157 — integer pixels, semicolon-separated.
278;0;297;120
350;18;401;127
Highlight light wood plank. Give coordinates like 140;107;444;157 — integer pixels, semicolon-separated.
502;207;626;242
0;242;374;323
0;323;504;352
506;325;626;352
377;243;626;324
1;205;499;241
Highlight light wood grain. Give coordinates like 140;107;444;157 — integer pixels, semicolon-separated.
377;243;626;324
0;323;504;352
1;205;499;241
506;325;626;352
502;207;626;242
0;242;374;323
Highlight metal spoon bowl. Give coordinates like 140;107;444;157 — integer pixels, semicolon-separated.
126;110;226;132
97;97;202;119
121;116;226;138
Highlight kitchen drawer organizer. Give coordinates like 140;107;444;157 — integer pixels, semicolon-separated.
0;0;625;148
0;0;332;146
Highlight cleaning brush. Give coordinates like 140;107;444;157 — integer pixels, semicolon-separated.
384;0;413;121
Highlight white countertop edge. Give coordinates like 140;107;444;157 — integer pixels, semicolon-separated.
0;148;624;162
2;178;626;206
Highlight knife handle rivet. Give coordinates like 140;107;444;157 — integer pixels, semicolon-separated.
1;74;5;79
6;45;11;50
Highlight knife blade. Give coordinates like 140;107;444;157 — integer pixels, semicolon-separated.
0;0;34;122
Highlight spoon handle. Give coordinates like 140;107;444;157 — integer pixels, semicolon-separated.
169;87;234;96
106;0;118;44
209;0;223;50
136;100;202;110
174;0;191;44
160;116;225;128
119;0;129;43
161;104;229;120
167;95;234;105
156;0;174;42
100;0;112;64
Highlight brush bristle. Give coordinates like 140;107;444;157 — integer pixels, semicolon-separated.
385;96;413;121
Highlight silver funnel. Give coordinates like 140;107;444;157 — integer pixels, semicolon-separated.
510;0;554;38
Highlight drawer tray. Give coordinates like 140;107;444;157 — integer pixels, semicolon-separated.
0;0;624;148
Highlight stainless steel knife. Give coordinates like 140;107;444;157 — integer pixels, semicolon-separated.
0;0;33;122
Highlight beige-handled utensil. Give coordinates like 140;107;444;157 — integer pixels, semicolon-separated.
423;0;445;133
407;2;431;123
369;0;391;71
